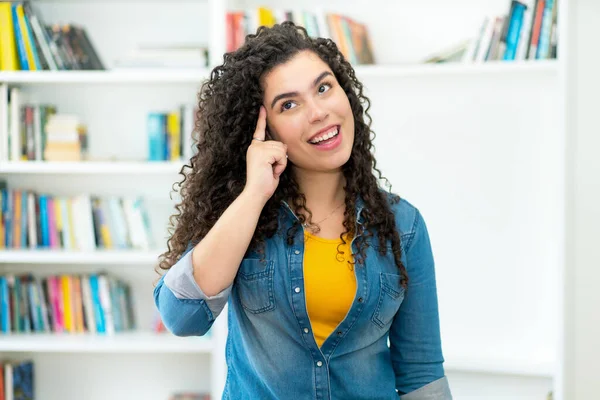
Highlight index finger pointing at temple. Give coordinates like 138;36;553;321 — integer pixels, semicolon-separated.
253;106;267;141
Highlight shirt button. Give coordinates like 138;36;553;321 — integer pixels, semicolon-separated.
294;287;301;293
294;250;300;255
336;331;343;336
358;297;364;303
316;361;323;367
303;328;309;333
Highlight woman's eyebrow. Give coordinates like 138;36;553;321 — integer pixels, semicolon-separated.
270;71;333;109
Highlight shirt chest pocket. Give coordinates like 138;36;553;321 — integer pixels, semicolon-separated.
235;259;275;314
372;272;405;329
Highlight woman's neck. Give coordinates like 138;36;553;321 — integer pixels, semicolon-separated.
293;167;346;212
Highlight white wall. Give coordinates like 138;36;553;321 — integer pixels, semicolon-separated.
563;0;600;399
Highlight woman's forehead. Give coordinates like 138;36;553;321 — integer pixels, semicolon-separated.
263;52;333;94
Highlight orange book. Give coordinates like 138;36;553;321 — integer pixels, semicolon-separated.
13;190;22;248
61;275;74;332
327;15;350;61
72;276;85;332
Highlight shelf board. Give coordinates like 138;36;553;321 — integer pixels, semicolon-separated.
354;60;558;78
0;249;161;265
0;68;211;84
0;331;213;353
0;161;186;175
0;61;558;84
444;354;555;378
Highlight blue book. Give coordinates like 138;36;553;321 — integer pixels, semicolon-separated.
503;1;527;61
11;3;29;70
0;277;10;333
536;0;555;59
21;190;28;248
1;188;11;248
89;274;105;333
12;360;34;400
147;113;166;161
39;194;49;248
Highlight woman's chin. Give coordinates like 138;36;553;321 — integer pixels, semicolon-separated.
295;154;351;173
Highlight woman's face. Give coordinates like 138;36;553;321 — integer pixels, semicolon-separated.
262;50;355;173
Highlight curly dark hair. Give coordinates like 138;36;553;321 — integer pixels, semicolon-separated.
157;22;408;289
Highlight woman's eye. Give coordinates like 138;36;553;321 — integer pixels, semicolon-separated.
318;83;332;94
281;101;296;111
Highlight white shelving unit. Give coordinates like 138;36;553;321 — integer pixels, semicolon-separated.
0;161;185;175
0;331;214;354
0;59;558;83
0;69;211;84
0;0;567;399
0;249;161;265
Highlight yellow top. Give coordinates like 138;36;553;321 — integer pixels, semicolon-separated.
303;231;357;348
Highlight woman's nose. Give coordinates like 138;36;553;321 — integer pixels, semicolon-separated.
306;100;328;123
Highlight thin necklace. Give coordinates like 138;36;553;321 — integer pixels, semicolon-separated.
303;202;345;228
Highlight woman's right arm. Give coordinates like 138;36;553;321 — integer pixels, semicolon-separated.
154;106;288;337
153;190;268;337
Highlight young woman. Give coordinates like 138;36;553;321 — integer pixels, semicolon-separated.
154;22;452;400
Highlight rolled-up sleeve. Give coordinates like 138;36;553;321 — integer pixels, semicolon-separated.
163;247;232;317
399;376;452;399
391;209;452;399
153;243;232;337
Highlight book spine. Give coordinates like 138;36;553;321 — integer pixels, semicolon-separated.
12;4;29;70
504;2;527;61
536;0;555;59
0;3;19;70
19;4;42;70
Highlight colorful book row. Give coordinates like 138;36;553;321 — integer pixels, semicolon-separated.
0;182;154;251
226;8;375;65
0;273;135;335
465;0;558;62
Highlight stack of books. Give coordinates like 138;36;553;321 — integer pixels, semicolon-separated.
43;114;87;162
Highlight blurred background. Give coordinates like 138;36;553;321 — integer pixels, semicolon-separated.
0;0;595;399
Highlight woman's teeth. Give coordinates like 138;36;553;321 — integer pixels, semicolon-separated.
309;127;339;144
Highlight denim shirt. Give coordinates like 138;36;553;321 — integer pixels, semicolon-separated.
154;194;452;399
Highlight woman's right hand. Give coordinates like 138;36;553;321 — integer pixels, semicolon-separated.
244;106;288;203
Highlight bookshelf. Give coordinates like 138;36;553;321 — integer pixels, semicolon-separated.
0;249;161;264
0;331;214;354
0;69;211;84
0;160;185;174
0;0;566;399
0;60;558;84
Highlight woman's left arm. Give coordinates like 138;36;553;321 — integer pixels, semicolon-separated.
389;209;452;399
